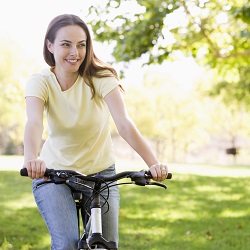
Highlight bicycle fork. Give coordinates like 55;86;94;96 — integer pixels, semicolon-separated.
78;183;118;250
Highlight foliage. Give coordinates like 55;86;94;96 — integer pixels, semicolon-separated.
1;165;250;250
209;66;250;110
87;0;250;107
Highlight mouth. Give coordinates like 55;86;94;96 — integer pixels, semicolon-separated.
66;59;79;63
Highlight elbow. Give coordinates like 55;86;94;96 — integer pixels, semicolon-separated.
117;118;136;140
25;119;44;133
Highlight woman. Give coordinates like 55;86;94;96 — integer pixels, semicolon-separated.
23;14;169;249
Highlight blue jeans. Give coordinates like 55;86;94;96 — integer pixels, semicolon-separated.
32;165;120;250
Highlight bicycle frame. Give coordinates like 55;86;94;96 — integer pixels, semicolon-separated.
77;179;118;250
20;168;172;250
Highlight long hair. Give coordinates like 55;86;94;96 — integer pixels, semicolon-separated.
43;14;122;98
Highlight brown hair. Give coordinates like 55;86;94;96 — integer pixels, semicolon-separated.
43;14;123;97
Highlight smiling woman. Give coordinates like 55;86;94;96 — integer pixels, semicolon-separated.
21;13;169;250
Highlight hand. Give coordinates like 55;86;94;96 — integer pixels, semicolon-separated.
149;163;169;182
24;159;46;179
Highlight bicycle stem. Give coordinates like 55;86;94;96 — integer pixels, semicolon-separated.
90;192;102;234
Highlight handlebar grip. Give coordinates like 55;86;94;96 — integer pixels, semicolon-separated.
20;168;52;177
20;168;28;176
146;171;172;179
167;172;172;179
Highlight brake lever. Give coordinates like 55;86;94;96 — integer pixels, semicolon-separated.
146;181;167;189
131;170;169;189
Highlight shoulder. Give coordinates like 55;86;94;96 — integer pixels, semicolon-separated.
28;68;54;82
25;68;54;101
92;74;119;98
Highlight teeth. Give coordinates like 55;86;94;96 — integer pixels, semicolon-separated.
67;59;77;63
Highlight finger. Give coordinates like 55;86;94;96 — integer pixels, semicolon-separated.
149;164;159;180
25;162;33;179
30;160;37;179
149;164;169;181
149;165;160;181
161;165;169;181
35;162;42;179
156;164;168;181
41;161;46;175
156;165;164;180
149;167;157;178
39;161;46;179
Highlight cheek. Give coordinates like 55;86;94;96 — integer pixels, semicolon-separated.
54;49;66;59
52;51;64;64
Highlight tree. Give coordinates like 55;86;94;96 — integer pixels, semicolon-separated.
87;0;250;107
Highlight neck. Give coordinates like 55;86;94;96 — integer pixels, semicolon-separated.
52;68;79;91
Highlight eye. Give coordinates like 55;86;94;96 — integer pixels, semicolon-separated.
61;43;70;47
78;43;86;48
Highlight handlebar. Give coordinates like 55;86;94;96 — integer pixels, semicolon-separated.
20;168;172;189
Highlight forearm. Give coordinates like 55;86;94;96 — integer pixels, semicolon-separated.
118;120;159;167
24;121;43;162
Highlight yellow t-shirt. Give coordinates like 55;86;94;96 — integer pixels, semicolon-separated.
25;68;119;175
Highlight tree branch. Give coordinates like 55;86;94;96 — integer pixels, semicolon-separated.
181;0;222;58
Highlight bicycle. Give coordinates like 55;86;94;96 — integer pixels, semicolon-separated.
20;168;172;250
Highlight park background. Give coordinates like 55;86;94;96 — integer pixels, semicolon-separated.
0;0;249;249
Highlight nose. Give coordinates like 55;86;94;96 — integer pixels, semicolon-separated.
70;45;78;56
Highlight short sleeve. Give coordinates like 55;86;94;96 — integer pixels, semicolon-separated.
25;73;49;102
93;76;119;98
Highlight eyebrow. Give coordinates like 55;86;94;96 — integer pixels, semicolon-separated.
60;39;87;43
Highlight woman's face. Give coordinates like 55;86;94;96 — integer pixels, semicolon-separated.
46;25;87;74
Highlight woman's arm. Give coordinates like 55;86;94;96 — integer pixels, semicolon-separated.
23;97;46;179
104;87;168;182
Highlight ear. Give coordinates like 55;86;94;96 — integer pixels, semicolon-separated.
46;39;53;54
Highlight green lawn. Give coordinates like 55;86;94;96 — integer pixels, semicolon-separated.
0;158;250;249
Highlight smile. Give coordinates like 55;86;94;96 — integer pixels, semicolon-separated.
66;59;78;63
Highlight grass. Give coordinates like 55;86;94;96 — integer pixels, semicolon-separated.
119;174;250;250
0;158;250;249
